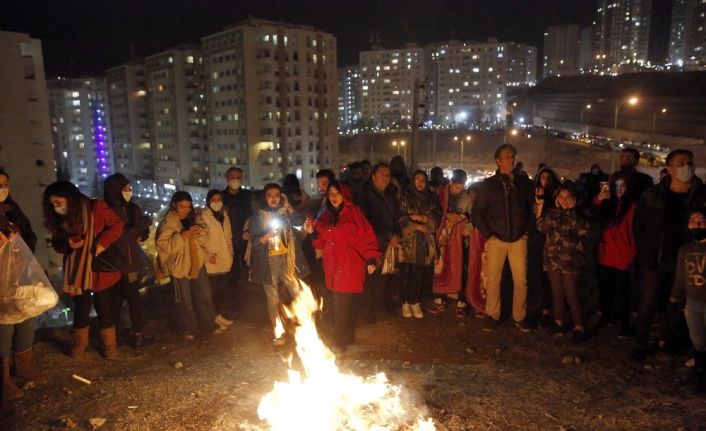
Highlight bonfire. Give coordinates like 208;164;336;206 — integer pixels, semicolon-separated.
257;279;436;431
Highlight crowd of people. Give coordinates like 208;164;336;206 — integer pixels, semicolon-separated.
1;142;706;410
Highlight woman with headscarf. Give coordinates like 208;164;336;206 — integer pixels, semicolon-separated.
399;170;440;318
103;173;152;349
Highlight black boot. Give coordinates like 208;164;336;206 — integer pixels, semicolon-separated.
695;350;706;394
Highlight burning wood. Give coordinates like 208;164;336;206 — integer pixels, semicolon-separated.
258;278;436;431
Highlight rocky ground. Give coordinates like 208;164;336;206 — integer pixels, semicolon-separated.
6;280;706;431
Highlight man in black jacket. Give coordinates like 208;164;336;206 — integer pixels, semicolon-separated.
632;149;706;360
612;148;654;199
472;144;535;332
357;163;401;323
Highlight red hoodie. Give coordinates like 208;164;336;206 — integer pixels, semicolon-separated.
596;200;636;271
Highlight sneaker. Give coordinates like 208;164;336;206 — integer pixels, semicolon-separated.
428;299;446;315
215;314;234;327
483;317;500;332
132;332;144;350
474;310;487;319
547;321;568;336
402;303;413;318
411;303;424;319
514;319;532;333
272;336;285;346
455;305;467;319
184;334;195;342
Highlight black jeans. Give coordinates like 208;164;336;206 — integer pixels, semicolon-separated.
636;266;675;347
209;273;234;318
333;291;357;349
401;264;432;305
597;264;631;328
359;269;389;324
74;290;114;329
111;274;144;333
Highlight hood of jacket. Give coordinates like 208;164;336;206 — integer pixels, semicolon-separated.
104;173;130;209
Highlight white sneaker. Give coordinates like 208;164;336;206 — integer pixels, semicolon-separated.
215;314;234;327
402;303;413;318
411;303;424;319
272;336;285;346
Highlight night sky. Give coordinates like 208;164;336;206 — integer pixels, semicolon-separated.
0;0;671;77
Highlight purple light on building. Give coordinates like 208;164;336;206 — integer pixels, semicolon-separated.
91;100;110;178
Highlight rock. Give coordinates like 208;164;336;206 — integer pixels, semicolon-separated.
562;356;574;365
644;364;653;370
89;417;107;429
358;361;368;368
402;361;411;368
573;356;582;365
685;358;695;368
56;415;77;429
174;362;184;369
127;406;138;410
465;347;475;354
493;348;502;355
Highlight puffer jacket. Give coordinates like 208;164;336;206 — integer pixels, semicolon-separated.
199;207;233;275
472;171;535;243
156;210;209;279
634;176;706;269
537;207;589;273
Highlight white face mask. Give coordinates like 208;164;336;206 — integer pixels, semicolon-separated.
210;202;223;212
54;206;68;215
122;191;132;202
674;164;695;183
0;188;8;203
228;179;241;190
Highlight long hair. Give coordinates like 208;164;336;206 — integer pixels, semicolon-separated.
42;180;86;235
325;181;344;225
261;183;283;211
609;173;637;224
167;191;195;227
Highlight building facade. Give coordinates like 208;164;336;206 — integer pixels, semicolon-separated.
144;46;208;191
359;45;425;128
47;77;113;195
106;61;153;180
201;19;338;192
0;31;56;264
593;0;652;71
425;39;536;127
543;24;581;78
338;66;361;131
668;0;706;69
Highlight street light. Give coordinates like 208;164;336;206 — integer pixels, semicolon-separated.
503;129;518;144
400;140;406;160
612;96;639;172
392;140;399;156
458;135;471;171
652;107;667;136
580;104;592;133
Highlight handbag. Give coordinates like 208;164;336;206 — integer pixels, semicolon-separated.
92;244;127;272
381;244;399;275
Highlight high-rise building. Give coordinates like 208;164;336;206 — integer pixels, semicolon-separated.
47;77;113;195
201;19;338;192
543;25;581;77
668;0;706;69
0;31;55;264
359;45;425;128
144;46;208;192
106;61;152;180
338;66;361;131
594;0;652;71
425;39;536;127
579;26;595;71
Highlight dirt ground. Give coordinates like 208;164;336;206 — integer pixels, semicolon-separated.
7;279;706;431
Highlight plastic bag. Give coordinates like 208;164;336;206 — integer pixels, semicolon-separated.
0;235;58;324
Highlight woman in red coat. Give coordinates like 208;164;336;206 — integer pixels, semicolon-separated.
312;181;380;352
43;181;124;359
593;174;638;335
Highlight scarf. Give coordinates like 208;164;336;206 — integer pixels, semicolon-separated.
62;200;95;296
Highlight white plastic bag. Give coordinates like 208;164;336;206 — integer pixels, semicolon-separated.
0;235;58;324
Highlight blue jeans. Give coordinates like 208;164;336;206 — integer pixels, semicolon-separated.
0;318;35;358
173;267;216;335
685;299;706;352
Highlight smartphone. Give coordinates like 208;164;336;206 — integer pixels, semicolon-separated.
600;181;609;193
